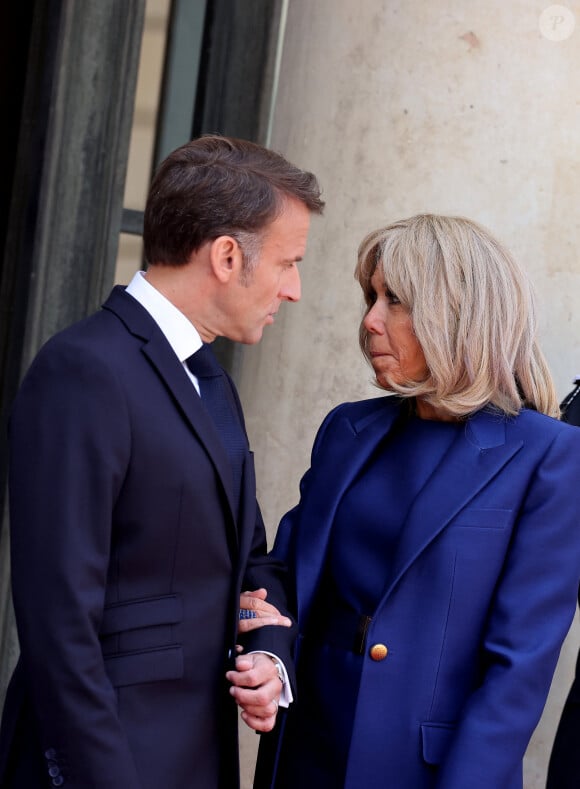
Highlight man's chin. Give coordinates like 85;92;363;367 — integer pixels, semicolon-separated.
242;328;265;345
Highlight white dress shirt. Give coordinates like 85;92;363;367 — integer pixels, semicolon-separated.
126;270;203;392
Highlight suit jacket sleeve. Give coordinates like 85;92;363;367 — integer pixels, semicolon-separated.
234;503;297;683
226;373;298;684
8;339;142;787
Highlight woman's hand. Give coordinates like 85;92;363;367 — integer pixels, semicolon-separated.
238;588;292;633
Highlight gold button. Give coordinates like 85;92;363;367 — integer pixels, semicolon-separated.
369;643;388;661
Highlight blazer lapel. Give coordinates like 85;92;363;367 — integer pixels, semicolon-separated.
383;408;523;601
103;287;239;529
295;399;401;623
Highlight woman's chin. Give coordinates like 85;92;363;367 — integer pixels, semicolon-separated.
374;373;393;391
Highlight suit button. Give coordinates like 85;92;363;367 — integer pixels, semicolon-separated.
48;765;60;777
44;748;57;759
52;778;64;787
369;643;388;661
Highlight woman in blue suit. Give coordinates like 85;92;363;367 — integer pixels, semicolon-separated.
254;214;580;788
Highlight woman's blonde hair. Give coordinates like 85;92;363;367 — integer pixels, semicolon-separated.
355;214;559;418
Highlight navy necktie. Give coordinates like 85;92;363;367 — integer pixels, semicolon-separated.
186;344;246;517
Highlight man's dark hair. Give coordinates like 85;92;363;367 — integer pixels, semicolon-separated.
143;135;324;266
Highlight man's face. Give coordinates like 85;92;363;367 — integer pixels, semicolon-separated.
224;197;311;344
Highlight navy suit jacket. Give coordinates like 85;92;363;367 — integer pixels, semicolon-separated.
0;287;295;789
257;396;580;789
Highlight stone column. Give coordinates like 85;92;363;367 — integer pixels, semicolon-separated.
238;2;580;786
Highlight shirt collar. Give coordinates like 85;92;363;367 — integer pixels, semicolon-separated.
125;270;203;362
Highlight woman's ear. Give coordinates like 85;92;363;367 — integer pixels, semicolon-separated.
209;235;243;283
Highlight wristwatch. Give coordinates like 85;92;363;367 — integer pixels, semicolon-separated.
269;656;284;684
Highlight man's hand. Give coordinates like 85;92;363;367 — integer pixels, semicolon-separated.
238;588;292;633
226;652;284;732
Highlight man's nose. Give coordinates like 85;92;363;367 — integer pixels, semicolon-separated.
280;266;301;302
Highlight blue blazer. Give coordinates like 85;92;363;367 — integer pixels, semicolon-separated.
258;396;580;789
0;287;295;789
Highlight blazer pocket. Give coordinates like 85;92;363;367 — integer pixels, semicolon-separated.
451;507;512;530
104;644;184;687
421;721;456;766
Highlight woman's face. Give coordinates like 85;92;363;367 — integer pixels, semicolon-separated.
363;267;428;389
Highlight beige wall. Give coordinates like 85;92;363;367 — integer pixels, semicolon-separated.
238;2;580;787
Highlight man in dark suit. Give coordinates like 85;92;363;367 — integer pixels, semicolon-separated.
0;135;324;788
547;376;580;789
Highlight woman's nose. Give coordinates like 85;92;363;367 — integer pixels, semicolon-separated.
363;304;383;334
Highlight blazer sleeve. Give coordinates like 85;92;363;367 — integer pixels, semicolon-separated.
8;339;142;787
436;425;580;788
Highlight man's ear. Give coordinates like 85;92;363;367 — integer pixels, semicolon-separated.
209;235;243;283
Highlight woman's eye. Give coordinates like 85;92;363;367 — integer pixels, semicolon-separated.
386;290;400;305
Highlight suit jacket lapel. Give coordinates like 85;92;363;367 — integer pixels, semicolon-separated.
143;341;240;519
383;408;523;601
103;287;240;531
